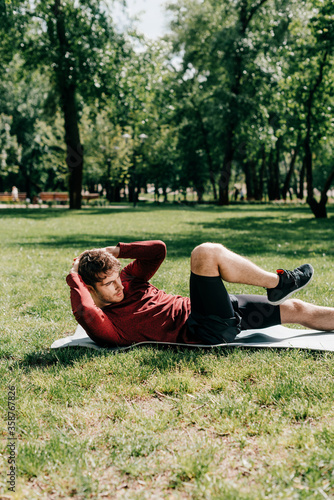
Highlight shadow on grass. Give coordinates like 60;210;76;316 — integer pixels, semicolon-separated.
16;347;105;370
0;203;224;220
8;210;334;258
16;342;327;373
187;215;334;257
15;343;235;371
1;202;333;220
0;206;134;219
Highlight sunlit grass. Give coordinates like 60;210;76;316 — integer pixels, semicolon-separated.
0;203;334;499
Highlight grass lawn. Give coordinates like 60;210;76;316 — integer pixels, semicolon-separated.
0;203;334;499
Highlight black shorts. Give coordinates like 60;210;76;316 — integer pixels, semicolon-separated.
186;272;281;345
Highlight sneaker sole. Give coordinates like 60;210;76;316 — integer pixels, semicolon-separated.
267;265;314;306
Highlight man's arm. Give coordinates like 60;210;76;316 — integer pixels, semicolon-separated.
116;240;167;281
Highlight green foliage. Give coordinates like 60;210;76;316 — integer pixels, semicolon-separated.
0;56;57;196
80;108;132;194
168;0;334;207
15;0;124;101
0;113;21;185
0;0;333;213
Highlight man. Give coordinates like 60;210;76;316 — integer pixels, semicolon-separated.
66;240;334;347
11;186;19;202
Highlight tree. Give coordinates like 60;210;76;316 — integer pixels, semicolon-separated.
168;0;334;212
168;69;220;200
113;40;181;204
0;114;21;192
80;108;132;200
303;0;334;218
3;0;127;208
168;0;296;204
0;55;55;197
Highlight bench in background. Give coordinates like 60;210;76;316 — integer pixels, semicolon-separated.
0;192;27;202
39;192;100;203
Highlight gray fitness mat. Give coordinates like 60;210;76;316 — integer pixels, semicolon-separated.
51;324;334;352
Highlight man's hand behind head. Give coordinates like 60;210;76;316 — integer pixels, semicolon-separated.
71;257;80;274
70;246;120;276
105;246;120;258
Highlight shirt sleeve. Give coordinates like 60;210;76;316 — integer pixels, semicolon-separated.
117;240;166;281
66;272;125;346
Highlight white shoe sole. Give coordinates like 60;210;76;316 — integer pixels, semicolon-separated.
267;266;314;306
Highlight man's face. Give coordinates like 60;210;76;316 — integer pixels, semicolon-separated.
90;270;124;306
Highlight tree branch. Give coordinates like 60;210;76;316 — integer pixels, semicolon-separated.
243;0;269;33
321;166;334;202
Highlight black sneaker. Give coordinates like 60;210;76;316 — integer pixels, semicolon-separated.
267;264;314;305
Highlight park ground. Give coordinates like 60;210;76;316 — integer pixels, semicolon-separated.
0;203;334;499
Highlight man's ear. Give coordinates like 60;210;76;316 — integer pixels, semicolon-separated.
86;284;96;295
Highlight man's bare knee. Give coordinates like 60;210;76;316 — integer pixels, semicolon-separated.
280;298;307;324
191;243;223;276
191;242;217;257
290;298;306;312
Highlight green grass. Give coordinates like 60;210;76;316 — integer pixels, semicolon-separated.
0;203;334;499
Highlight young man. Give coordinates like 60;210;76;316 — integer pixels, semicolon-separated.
66;240;334;347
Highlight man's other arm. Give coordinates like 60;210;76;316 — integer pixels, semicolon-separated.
115;240;167;281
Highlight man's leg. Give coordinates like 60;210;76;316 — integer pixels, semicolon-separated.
190;243;334;332
187;270;242;344
191;243;279;287
187;245;244;343
188;243;280;343
281;299;334;331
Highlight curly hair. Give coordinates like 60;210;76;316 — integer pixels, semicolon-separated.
78;249;121;287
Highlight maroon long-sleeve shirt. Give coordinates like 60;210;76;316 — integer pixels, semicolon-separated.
66;240;193;347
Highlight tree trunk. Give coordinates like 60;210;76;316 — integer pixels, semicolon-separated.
267;138;281;200
63;85;83;209
282;140;300;200
255;148;266;200
25;176;32;200
298;159;305;199
196;186;204;203
163;186;168;203
308;166;334;219
192;103;217;201
105;158;112;201
244;161;255;200
304;51;328;218
114;185;121;202
54;0;83;209
24;163;31;199
209;174;217;201
307;196;327;218
128;150;139;206
219;128;234;205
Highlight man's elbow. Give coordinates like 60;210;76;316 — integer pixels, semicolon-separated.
73;304;97;327
155;240;167;259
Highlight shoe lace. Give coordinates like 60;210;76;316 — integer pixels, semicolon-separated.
282;269;300;285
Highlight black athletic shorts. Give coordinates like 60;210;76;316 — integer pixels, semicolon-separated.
186;272;281;345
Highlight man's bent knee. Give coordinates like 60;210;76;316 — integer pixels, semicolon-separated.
191;242;217;257
191;242;223;276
